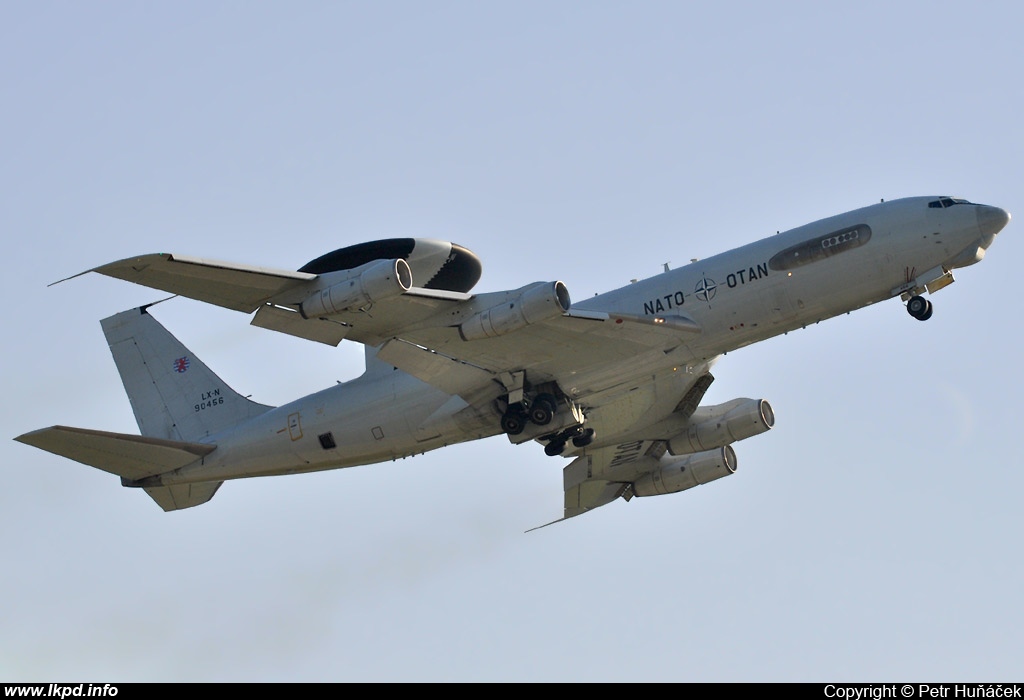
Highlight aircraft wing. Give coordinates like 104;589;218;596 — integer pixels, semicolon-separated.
526;439;662;530
560;440;662;515
80;248;701;407
378;305;700;411
80;251;474;347
535;430;741;530
83;253;318;313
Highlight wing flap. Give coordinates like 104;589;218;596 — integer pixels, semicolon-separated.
251;304;351;346
15;426;215;481
376;338;497;396
564;478;629;519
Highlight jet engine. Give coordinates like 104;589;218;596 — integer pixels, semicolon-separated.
632;446;737;497
299;238;481;293
299;258;412;318
667;398;774;455
459;281;571;341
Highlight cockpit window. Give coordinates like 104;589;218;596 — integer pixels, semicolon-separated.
928;197;974;208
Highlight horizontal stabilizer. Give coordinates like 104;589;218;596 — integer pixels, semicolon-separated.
143;482;223;512
15;425;215;481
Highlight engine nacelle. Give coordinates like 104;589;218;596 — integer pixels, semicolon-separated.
459;281;571;341
300;258;412;318
667;398;774;455
632;446;737;497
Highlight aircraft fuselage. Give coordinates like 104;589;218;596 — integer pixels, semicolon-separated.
584;196;995;360
147;196;1007;486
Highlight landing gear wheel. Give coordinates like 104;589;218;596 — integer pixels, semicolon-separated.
920;300;933;320
501;407;527;435
544;439;566;457
529;393;557;425
572;428;595;448
907;295;933;321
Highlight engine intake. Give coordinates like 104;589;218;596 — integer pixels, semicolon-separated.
459;281;570;341
668;398;774;455
299;259;412;318
632;446;737;497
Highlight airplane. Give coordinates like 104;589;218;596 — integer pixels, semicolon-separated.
14;196;1010;526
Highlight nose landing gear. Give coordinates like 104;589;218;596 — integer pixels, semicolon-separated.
907;295;933;321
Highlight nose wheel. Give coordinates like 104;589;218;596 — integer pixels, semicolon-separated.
907;295;933;321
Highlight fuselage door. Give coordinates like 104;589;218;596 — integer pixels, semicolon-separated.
288;412;303;441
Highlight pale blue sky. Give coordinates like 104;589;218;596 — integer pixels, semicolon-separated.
3;1;1022;681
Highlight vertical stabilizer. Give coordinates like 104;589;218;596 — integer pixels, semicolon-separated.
101;306;273;442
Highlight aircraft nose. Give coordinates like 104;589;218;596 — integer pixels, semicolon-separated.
977;205;1010;236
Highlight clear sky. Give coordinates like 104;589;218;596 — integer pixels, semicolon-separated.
3;1;1022;682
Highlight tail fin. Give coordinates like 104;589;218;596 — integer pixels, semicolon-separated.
101;305;273;442
15;305;275;512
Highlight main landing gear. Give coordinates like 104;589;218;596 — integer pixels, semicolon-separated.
501;392;558;436
906;295;933;321
500;389;594;457
542;427;595;456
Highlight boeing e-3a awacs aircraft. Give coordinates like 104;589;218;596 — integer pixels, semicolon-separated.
15;196;1010;525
